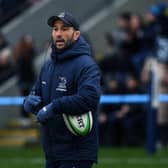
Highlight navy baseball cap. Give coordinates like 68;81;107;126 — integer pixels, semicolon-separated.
47;12;79;30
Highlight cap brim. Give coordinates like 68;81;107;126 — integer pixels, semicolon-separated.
47;16;70;27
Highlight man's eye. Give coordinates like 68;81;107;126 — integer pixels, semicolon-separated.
53;28;58;31
62;27;69;31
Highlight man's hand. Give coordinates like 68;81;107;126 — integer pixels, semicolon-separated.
24;95;41;114
36;103;54;124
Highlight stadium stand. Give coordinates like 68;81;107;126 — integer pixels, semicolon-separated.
0;0;32;27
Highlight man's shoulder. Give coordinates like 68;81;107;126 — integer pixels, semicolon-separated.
74;54;97;67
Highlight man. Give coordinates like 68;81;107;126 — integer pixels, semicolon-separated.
24;12;101;168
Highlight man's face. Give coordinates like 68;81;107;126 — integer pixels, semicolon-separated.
52;20;80;50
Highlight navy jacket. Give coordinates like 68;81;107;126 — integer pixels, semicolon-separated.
33;36;101;162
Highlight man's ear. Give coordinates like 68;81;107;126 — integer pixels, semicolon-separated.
74;30;80;40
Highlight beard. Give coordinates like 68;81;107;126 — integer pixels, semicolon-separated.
54;32;75;50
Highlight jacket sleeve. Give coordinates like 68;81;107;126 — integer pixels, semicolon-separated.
51;63;101;115
30;75;42;96
30;62;48;96
23;64;46;113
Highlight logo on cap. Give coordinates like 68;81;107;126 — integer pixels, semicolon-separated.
58;12;65;18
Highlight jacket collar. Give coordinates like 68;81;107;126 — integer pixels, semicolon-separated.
50;36;91;62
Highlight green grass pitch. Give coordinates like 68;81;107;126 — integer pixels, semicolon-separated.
0;146;168;168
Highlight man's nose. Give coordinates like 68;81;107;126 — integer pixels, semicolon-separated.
55;30;62;37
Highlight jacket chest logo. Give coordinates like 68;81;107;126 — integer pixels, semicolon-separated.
56;76;67;92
